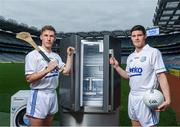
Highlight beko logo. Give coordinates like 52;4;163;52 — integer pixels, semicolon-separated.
129;67;143;73
129;67;143;77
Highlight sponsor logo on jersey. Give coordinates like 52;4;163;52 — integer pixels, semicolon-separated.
129;67;143;77
45;67;59;79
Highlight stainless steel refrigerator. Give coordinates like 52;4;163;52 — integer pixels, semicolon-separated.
59;35;121;126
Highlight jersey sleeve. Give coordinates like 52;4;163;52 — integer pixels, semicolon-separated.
25;52;37;75
151;49;166;74
125;56;130;76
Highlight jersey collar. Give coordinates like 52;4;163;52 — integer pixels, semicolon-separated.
38;46;52;54
134;44;150;54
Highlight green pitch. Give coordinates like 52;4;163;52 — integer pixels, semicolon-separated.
0;63;178;126
0;63;28;112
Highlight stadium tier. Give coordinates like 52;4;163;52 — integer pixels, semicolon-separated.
121;33;180;56
0;53;25;62
0;30;60;62
0;30;180;65
153;0;180;34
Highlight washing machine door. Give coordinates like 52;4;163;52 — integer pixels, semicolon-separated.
13;105;30;127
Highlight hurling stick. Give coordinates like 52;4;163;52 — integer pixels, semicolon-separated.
16;32;64;72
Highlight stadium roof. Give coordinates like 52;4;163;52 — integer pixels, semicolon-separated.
153;0;180;34
0;16;40;36
56;30;131;39
0;15;132;38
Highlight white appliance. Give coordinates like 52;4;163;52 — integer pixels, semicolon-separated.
10;90;30;127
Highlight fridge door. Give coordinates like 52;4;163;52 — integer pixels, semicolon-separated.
106;35;121;110
80;39;111;112
59;35;81;111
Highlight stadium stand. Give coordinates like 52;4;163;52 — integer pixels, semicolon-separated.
153;0;180;78
0;16;40;35
0;30;60;62
153;0;180;34
0;30;30;62
0;53;25;62
1;28;179;68
0;24;180;64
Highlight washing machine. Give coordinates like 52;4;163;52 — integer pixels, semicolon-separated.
10;90;30;127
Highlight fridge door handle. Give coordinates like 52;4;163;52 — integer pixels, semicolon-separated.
71;52;76;110
109;49;114;111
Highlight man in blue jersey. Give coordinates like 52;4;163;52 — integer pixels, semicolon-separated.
25;25;74;126
110;25;171;127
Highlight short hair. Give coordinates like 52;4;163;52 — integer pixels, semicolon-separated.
130;25;146;35
40;25;56;35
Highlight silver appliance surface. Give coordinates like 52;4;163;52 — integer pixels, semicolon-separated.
60;108;120;126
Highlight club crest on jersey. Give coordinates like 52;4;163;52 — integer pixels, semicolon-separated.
140;56;146;62
129;67;143;77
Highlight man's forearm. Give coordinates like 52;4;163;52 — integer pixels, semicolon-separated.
115;66;129;80
62;55;73;75
26;68;50;83
158;73;171;104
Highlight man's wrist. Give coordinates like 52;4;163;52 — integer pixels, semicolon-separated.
45;67;50;73
67;54;73;57
114;65;119;69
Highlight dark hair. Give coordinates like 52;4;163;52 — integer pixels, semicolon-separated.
40;25;56;35
130;25;146;35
